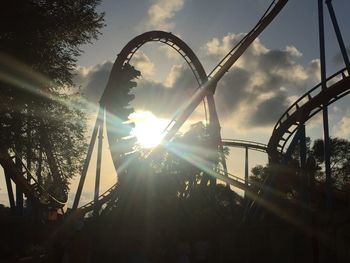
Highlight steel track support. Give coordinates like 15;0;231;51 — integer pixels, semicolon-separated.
93;107;105;217
15;157;24;215
326;0;350;74
244;146;249;199
72;106;103;210
206;91;227;185
318;0;332;210
282;126;303;164
298;124;309;217
4;169;16;213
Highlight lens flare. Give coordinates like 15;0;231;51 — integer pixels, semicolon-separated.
130;111;168;148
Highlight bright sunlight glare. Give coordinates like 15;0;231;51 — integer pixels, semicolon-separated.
130;111;168;148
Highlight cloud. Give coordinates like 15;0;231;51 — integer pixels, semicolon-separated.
334;115;350;138
158;45;182;60
132;51;155;78
248;89;289;126
74;32;324;133
145;0;184;31
132;64;199;118
74;61;113;103
202;33;321;128
73;57;202;122
73;52;155;103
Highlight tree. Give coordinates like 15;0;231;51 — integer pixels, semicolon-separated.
0;1;104;199
311;137;350;189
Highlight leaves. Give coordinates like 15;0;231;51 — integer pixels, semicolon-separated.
0;1;104;200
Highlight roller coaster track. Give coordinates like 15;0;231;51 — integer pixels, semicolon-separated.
222;139;267;153
100;30;210;171
1;0;289;216
78;183;119;215
73;0;288;215
268;67;350;161
73;31;211;214
160;0;288;142
0;149;67;208
75;139;269;215
60;0;350;220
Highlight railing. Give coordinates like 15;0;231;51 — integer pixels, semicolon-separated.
273;67;349;132
8;149;67;205
78;183;119;212
222;139;267;152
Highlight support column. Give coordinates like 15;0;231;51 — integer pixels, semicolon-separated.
244;146;249;199
93;107;105;217
318;0;332;209
326;0;350;73
299;124;309;213
15;157;24;215
4;170;16;213
206;91;226;186
72;107;103;210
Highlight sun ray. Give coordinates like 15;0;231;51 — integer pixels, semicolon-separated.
129;111;168;148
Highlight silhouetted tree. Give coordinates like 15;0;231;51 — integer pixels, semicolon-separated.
0;1;104;196
250;137;350;207
311;137;350;189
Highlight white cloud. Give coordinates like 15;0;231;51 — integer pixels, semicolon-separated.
334;115;350;138
73;51;155;103
145;0;185;31
74;32;324;134
158;45;181;60
73;61;113;103
132;51;155;78
201;32;320;129
164;64;184;87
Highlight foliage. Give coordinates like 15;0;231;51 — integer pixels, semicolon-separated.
0;1;104;197
249;137;350;204
0;0;104;86
311;138;350;188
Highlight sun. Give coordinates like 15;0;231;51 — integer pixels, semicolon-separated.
129;111;168;148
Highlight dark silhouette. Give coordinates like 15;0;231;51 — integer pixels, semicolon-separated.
0;0;104;203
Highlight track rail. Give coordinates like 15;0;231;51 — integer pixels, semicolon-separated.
101;30;208;103
222;139;267;153
76;31;212;214
78;183;119;214
101;31;209;171
71;0;290;216
268;67;350;161
160;0;288;142
76;1;288;214
0;149;67;208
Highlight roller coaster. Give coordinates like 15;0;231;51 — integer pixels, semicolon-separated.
1;0;349;222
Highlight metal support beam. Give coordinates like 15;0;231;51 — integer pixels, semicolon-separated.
326;0;350;73
244;147;249;198
283;126;303;164
72;107;103;210
15;157;24;215
206;92;220;186
4;170;16;213
93;107;105;217
299;124;309;212
318;0;332;209
299;124;306;171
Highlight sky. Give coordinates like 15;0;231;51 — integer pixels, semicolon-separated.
1;0;350;207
